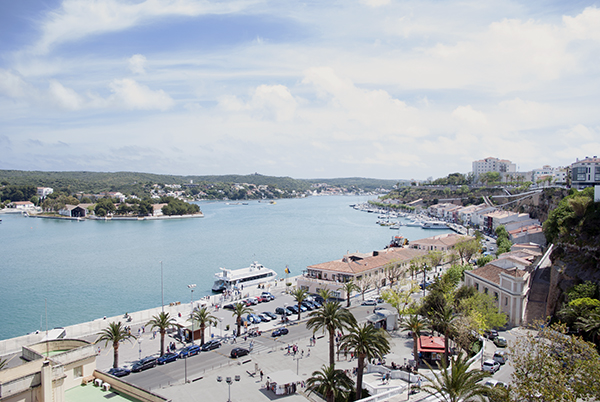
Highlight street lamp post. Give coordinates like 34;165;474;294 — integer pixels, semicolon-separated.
161;261;164;313
217;375;240;402
137;338;142;360
188;284;196;344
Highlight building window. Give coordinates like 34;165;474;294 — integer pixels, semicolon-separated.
484;287;488;294
475;283;479;291
505;297;508;306
494;292;498;301
74;365;83;378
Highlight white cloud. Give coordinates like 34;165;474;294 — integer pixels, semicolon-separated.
218;84;297;121
563;6;600;41
0;69;31;98
31;0;250;54
360;0;391;8
48;80;84;110
128;54;147;74
108;79;175;111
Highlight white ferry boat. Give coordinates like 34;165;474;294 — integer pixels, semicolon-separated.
422;221;448;229
212;261;277;292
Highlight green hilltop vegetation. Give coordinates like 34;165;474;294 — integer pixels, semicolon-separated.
0;170;400;202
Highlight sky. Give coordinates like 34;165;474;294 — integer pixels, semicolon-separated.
1;0;600;180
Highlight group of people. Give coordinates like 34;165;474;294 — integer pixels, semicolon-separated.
285;343;308;357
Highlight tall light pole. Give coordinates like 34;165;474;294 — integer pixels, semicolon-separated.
188;284;196;344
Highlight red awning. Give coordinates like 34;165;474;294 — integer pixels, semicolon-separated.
418;336;445;353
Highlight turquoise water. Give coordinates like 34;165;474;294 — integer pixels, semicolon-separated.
0;196;450;340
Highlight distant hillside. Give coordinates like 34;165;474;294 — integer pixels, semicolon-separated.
0;170;399;198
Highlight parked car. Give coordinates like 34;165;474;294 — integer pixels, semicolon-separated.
419;281;433;290
482;359;501;373
131;356;158;372
257;313;271;322
261;292;275;300
494;336;507;348
178;344;201;358
246;297;258;305
287;305;299;314
484;329;499;340
247;313;262;324
157;352;178;365
201;340;222;351
302;301;316;310
493;350;508;364
275;307;292;316
230;347;250;358
257;296;269;303
107;367;131;377
271;327;289;337
361;299;377;306
263;311;278;320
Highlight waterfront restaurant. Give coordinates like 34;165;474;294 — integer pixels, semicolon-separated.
296;247;426;299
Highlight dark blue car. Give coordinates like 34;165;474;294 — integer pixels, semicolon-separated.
271;327;289;337
178;344;201;358
107;367;131;377
157;352;178;365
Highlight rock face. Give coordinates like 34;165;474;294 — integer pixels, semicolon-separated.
546;243;600;317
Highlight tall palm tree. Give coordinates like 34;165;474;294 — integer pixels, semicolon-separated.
421;353;491;402
307;301;356;367
433;304;458;364
339;322;391;400
290;287;308;321
0;357;7;370
401;314;429;371
306;364;354;402
339;281;358;307
146;311;179;356
97;322;136;368
231;302;253;337
318;288;332;302
190;307;218;346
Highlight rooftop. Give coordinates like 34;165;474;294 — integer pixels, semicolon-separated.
65;384;142;402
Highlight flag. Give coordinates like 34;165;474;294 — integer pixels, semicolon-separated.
284;267;290;274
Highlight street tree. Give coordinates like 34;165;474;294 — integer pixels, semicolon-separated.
290;287;308;320
306;364;354;402
509;323;600;401
381;282;419;322
454;238;480;264
401;314;429;371
146;312;179;356
384;260;403;288
307;301;356;367
231;303;253;338
190;307;217;346
340;322;391;400
97;322;136;368
355;275;373;301
422;353;491;402
339;281;358;307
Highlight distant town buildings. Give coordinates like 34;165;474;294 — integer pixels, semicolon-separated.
571;156;600;189
36;187;53;198
472;157;516;178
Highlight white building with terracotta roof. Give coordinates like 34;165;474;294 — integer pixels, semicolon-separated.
409;233;472;252
297;247;426;299
464;258;531;326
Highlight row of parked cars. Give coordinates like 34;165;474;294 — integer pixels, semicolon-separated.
107;340;223;377
223;292;276;310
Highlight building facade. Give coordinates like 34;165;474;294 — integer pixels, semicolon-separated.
472;157;516;178
571;156;600;189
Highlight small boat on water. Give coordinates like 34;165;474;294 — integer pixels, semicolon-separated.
212;262;278;292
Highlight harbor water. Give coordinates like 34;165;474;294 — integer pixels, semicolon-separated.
0;196;450;340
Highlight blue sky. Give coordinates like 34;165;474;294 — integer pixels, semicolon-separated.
1;0;599;180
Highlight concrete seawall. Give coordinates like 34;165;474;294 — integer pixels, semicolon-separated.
0;276;298;356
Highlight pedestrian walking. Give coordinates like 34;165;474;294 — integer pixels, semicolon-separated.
260;370;264;381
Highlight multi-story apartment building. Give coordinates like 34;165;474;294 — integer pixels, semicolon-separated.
531;165;567;185
472;157;516;178
571;156;600;189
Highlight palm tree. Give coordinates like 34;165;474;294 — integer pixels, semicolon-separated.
318;288;332;302
97;322;136;368
231;302;253;337
576;312;600;346
421;353;491;402
307;301;356;367
401;314;429;371
146;311;179;356
339;281;358;307
339;322;391;400
433;304;458;364
306;364;354;402
290;287;308;321
190;307;218;346
0;357;7;370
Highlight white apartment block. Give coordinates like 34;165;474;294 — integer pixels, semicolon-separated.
532;165;567;185
571;156;600;189
36;187;53;198
472;157;516;178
